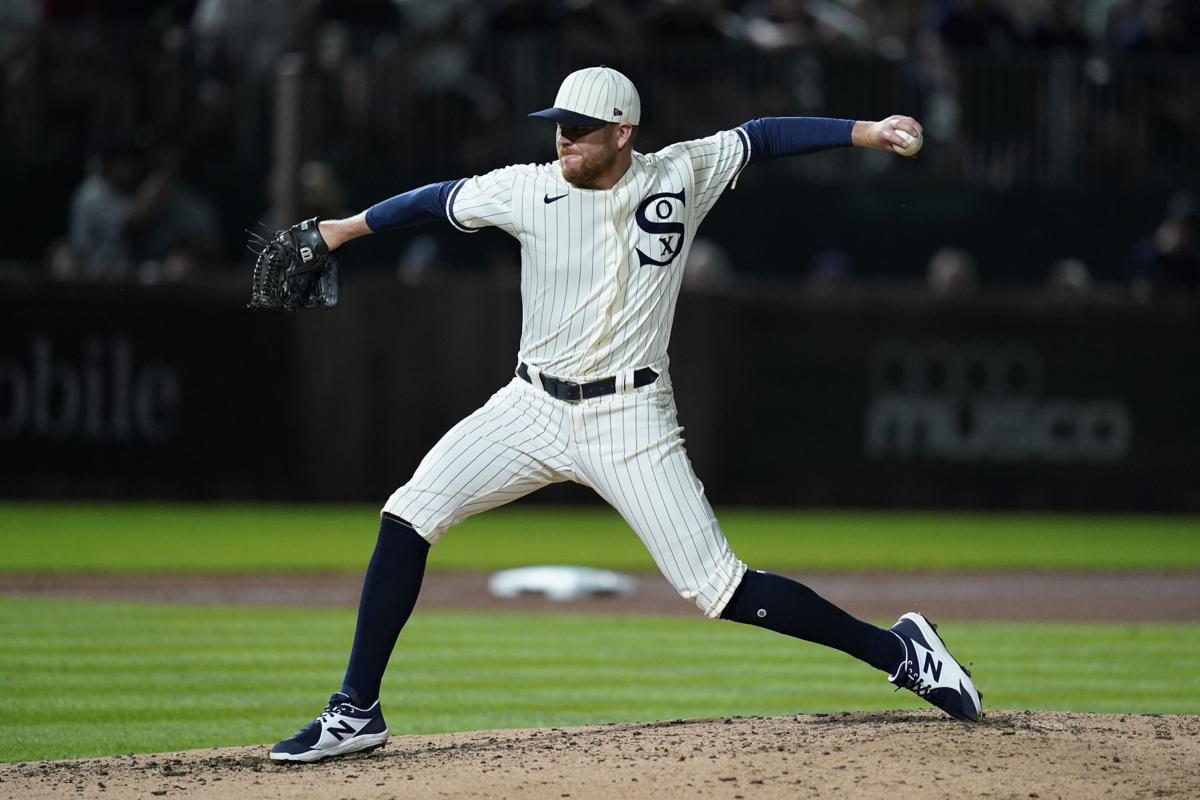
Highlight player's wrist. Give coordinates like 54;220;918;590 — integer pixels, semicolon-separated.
850;120;891;150
318;214;370;251
316;220;341;251
850;121;872;149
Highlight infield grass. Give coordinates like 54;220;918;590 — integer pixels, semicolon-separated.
2;503;1198;572
2;596;1199;763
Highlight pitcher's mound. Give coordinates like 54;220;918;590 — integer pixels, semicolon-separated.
5;711;1198;799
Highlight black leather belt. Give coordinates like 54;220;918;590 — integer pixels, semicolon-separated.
517;362;659;401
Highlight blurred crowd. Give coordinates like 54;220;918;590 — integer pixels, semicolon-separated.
0;0;1196;298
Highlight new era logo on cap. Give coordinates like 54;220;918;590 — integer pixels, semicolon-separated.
529;67;642;127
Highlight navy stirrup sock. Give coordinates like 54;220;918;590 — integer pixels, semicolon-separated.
720;569;902;674
340;514;430;707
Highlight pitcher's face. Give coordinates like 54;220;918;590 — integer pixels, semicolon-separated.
556;123;620;188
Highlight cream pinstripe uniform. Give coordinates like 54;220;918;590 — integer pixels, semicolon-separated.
384;128;751;618
273;72;986;760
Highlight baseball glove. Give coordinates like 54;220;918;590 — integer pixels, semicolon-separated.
247;218;340;310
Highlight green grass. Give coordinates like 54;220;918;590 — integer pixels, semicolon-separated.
2;597;1198;763
2;503;1195;762
1;503;1198;573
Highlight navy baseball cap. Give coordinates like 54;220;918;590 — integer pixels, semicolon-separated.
529;67;642;126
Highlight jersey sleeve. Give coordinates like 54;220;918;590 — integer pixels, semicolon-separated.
670;128;751;223
445;164;532;236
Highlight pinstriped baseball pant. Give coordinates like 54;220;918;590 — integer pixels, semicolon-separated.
383;375;748;618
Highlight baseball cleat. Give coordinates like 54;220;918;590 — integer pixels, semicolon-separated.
269;692;389;762
888;612;982;722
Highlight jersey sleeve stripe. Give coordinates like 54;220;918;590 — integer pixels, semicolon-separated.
445;178;479;234
734;126;750;165
732;127;751;188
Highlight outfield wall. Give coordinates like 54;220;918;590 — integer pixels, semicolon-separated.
3;277;1198;509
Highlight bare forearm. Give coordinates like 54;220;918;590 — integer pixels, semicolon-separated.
318;213;371;251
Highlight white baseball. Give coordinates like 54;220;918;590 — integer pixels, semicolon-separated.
892;129;923;157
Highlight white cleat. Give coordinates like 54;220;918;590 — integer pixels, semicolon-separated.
269;693;389;762
888;612;982;722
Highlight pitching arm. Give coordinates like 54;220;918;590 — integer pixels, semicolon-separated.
739;116;922;161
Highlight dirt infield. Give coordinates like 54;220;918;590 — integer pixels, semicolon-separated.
4;711;1198;799
3;569;1198;621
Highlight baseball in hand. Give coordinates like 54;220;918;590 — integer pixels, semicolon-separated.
892;129;923;157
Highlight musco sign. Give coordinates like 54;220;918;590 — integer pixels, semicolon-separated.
864;339;1132;464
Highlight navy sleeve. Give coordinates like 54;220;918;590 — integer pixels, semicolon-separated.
364;180;461;232
738;117;855;163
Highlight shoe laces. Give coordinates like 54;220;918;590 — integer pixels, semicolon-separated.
318;695;352;723
894;663;932;698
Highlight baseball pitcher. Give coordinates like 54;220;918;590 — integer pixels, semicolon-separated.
263;67;978;762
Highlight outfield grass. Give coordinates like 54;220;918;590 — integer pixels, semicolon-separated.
1;597;1198;763
2;503;1198;572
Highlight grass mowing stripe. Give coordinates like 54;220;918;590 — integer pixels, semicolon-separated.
2;598;1199;762
2;503;1199;572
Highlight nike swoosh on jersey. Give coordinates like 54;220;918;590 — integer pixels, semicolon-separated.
543;193;568;204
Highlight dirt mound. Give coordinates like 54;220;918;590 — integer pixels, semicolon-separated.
5;711;1197;799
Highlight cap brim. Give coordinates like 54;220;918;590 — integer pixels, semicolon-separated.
528;107;609;126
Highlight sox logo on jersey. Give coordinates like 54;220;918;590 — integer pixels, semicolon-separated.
384;67;751;618
635;190;686;267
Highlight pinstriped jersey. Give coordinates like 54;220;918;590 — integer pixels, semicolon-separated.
445;128;750;380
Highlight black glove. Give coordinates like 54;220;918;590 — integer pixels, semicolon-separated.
247;218;340;310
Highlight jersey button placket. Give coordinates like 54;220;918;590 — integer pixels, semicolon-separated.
598;188;628;374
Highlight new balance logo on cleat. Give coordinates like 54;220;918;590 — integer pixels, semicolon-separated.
888;612;982;722
269;693;389;762
324;719;356;742
923;651;943;682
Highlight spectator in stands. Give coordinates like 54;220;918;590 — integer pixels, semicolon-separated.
1129;190;1199;301
396;234;441;286
919;0;1025;185
191;0;309;164
65;136;220;283
724;0;818;51
683;238;736;291
926;246;979;297
1045;257;1093;298
296;159;348;222
192;0;302;78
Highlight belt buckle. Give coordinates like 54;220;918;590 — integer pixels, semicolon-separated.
566;380;583;402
